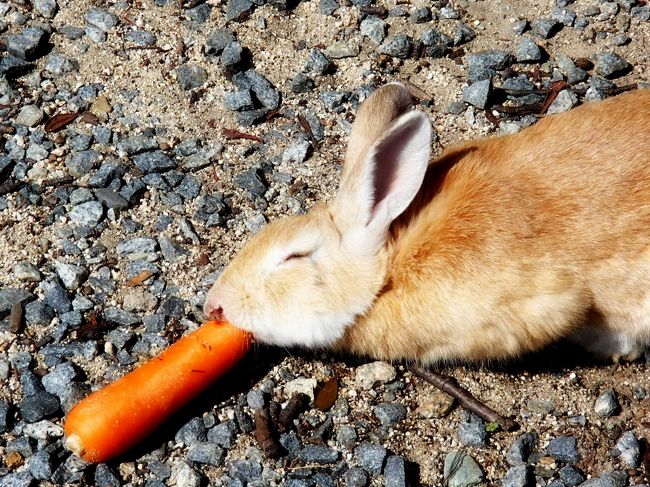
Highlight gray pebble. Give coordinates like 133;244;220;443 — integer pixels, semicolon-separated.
458;412;488;447
547;89;577;114
66;150;102;178
132;151;176;173
12;262;42;282
547;436;579;465
103;307;140;327
116;135;158;156
53;262;87;291
594;52;629;78
94;464;120;486
205;28;236;56
246;389;265;409
279;431;302;458
234;406;254;433
631;5;650;20
530;18;560;38
515;37;541;62
615;431;640;468
125;30;157;46
34;0;57;18
59;26;85;40
319;0;339;15
594;388;618;417
176;417;208;446
70;133;93;152
325;40;361;59
244;69;281;110
360;17;386;44
224;90;255;111
183;145;222;171
245;213;267;234
303;48;334;75
28;450;53;480
291;73;315;93
550;7;576;26
443;451;483;487
27;295;53;328
15;105;44;127
440;6;460;19
466;50;512;83
175;138;202;156
506;432;536;465
225;0;254;22
222;42;243;67
336;425;357;447
41;279;72;314
377;34;413;59
237;108;269;126
503;465;533;487
85;24;107;43
384;455;406;487
555;54;587;84
234;169;267;197
5;27;48;61
85;7;118;31
421;28;452;58
282;140;311;164
454;23;477;46
373;403;406;427
299;445;341;464
462;79;491;109
117;237;157;255
176;174;201;200
579;470;628;487
186;3;211;22
45;53;79;75
559;465;585;486
343;467;369;487
158;236;187;262
610;34;630;47
355;443;386;475
410;7;432;23
94;188;129;210
355;362;396;389
229;460;263;482
208;420;238;448
187;442;225;466
170;461;202;487
19;391;60;422
512;20;528;35
0;472;34;487
177;65;208;91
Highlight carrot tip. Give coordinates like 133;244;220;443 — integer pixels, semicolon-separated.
65;433;85;457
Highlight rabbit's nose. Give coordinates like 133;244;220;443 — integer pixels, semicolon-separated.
204;299;225;321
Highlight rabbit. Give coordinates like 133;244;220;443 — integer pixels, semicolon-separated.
204;82;650;365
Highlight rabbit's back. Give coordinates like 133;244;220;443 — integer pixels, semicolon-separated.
343;90;650;363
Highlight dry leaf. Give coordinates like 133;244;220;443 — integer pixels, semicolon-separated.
223;128;263;142
127;270;154;286
79;111;100;125
44;112;79;132
314;377;338;412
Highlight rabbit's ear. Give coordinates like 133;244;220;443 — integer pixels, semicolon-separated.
334;110;432;240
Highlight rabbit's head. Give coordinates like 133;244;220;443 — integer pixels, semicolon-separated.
204;83;432;347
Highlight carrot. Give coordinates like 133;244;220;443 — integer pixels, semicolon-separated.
64;320;251;463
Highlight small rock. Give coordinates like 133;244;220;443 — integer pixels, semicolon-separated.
503;465;533;487
547;436;579;465
547;89;577;114
233;169;267;198
454;23;477;46
19;391;60;422
12;262;42;282
303;48;334;75
512;20;528;35
95;464;120;486
5;27;48;61
615;431;640;468
384;455;407;487
175;417;208;446
186;3;211;22
221;41;243;67
169;461;202;487
205;28;236;55
506;433;536;466
458;412;488;447
45;53;79;75
466;50;512;83
284;377;317;401
559;465;585;486
377;34;413;59
85;7;118;31
28;450;53;480
360;17;386;44
246;389;265;409
125;29;157;46
132;151;176;173
463;79;491;109
34;0;58;18
68;201;104;227
291;73;314;93
116;135;158;156
325;41;360;59
319;0;339;15
224;90;255;111
186;442;225;466
343;467;369;487
225;0;254;21
229;459;263;483
594;52;629;78
103;307;140;327
336;425;358;448
439;6;460;19
417;390;455;418
355;362;396;389
298;445;340;464
354;443;386;475
373;403;406;427
208;420;238;448
555;54;588;84
66;150;102;178
550;7;576;26
282;141;311;164
243;69;280;110
410;7;432;23
16;105;45;127
53;262;88;291
594;388;618;417
515;37;542;62
444;452;483;487
530;18;560;38
177;65;208;91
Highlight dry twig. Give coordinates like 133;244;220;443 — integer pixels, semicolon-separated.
408;365;517;431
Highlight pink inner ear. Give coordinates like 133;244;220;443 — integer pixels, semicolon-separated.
370;121;424;218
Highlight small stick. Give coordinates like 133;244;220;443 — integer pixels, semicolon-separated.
400;80;432;101
278;393;310;432
222;128;263;143
254;407;282;459
408;365;517;431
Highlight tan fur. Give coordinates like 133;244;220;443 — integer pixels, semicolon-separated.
206;85;650;365
338;88;650;363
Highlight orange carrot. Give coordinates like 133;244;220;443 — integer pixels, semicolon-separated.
64;320;251;463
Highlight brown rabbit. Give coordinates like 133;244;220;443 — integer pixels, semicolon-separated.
204;83;650;364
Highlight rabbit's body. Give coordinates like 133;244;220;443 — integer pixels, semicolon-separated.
205;85;650;365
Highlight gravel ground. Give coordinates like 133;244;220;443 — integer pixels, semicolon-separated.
1;0;649;485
